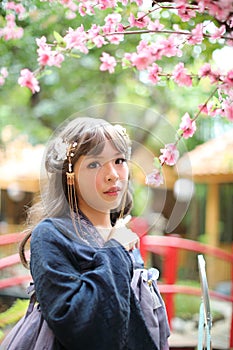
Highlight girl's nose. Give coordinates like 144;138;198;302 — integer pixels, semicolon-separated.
104;163;119;182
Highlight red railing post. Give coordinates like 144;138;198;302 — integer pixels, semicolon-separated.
163;246;178;327
139;235;148;266
130;217;149;265
230;244;233;348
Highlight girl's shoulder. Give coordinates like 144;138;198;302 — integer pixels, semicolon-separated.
31;217;76;243
31;216;94;249
32;218;62;236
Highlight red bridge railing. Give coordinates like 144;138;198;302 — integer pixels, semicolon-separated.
140;234;233;348
0;232;31;290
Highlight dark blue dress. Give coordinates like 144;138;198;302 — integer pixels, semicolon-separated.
30;214;161;350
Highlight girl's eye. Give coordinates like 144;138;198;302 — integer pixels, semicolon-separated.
115;158;127;165
87;161;101;169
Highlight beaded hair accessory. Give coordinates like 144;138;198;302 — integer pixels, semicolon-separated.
65;141;79;218
66;141;77;185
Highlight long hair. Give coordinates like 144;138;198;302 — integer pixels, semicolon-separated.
20;117;133;268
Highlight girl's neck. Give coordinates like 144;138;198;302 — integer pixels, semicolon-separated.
79;205;112;229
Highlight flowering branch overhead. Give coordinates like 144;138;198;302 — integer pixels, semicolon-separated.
1;0;233;186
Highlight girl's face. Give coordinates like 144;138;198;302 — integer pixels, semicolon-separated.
74;140;129;219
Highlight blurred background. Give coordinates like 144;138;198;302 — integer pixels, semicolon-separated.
0;1;233;348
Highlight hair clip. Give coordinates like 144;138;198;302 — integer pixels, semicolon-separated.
66;141;78;173
54;137;68;161
114;125;129;139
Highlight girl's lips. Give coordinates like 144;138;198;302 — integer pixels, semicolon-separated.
103;187;121;196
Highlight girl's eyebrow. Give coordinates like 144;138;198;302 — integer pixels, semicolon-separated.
85;152;124;159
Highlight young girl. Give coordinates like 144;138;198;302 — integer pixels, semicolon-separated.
19;117;170;350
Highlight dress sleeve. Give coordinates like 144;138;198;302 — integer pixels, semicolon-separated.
30;220;133;350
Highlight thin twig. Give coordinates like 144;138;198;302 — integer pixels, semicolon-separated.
105;29;233;41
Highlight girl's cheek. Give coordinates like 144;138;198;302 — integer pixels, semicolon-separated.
120;167;129;179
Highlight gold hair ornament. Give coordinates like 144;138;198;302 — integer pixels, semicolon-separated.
66;141;78;184
65;141;88;243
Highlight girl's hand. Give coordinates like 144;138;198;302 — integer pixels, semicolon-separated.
108;226;139;251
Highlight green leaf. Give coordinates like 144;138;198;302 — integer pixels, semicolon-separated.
211;95;221;110
53;31;64;45
192;76;200;86
66;52;81;59
53;31;66;48
121;58;131;69
87;40;96;50
37;69;53;79
167;78;175;90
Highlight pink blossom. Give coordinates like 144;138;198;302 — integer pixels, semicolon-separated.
198;63;212;77
104;13;122;27
6;2;26;19
137;40;149;52
128;12;149;29
88;24;106;48
179;112;197;139
145;169;164;187
0;14;24;40
66;12;76;20
125;37;182;71
93;35;107;47
0;67;8;86
102;14;124;44
1;67;8;78
159;144;179;166
63;26;88;54
198;103;208;115
36;36;64;67
148;63;162;84
176;0;196;22
100;52;116;73
132;0;143;5
0;77;5;86
129;40;155;70
159;35;182;58
137;40;164;63
223;101;233;121
36;36;52;66
105;25;124;45
78;4;87;17
106;32;124;45
149;41;164;61
18;69;40;94
147;19;164;31
198;63;220;84
206;1;232;22
130;51;154;70
201;101;221;117
222;70;233;89
52;52;65;68
188;23;203;45
98;0;117;10
122;53;133;68
78;3;95;16
211;25;226;40
60;0;78;12
172;62;192;87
